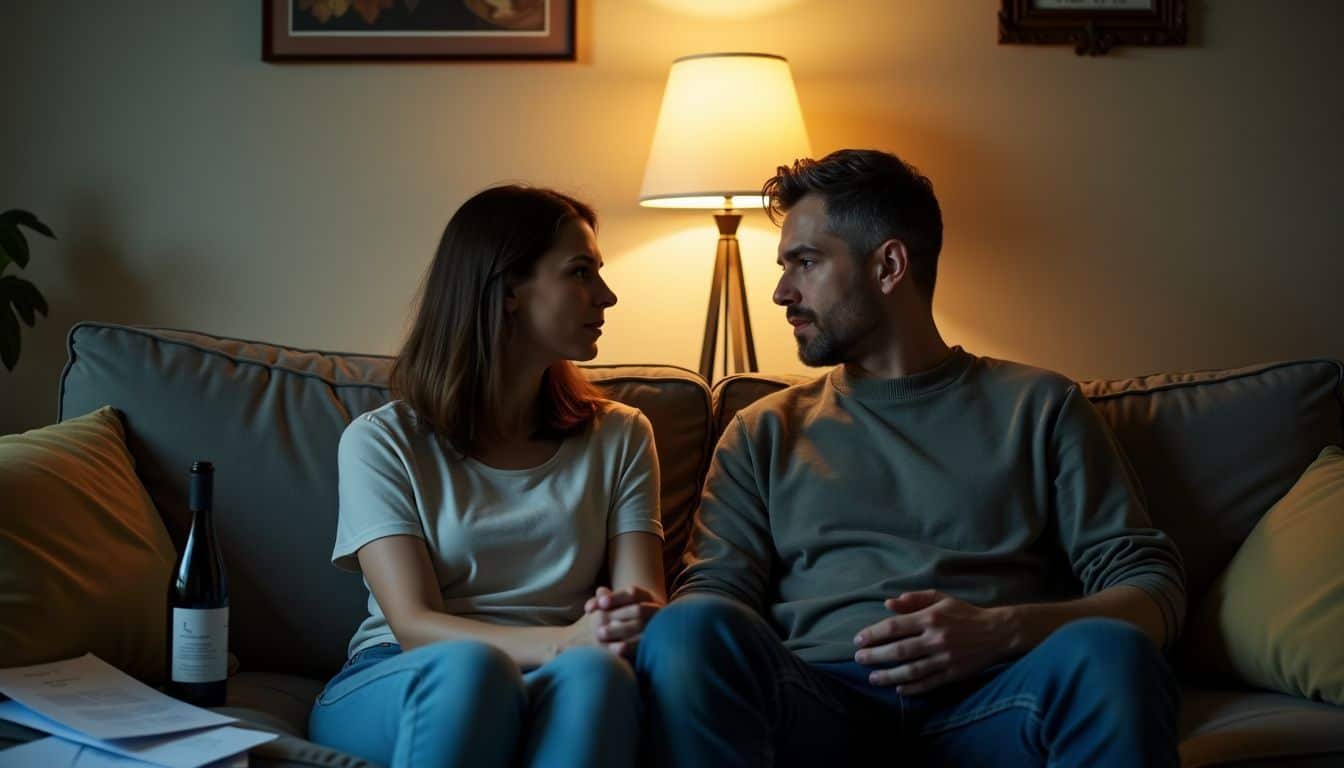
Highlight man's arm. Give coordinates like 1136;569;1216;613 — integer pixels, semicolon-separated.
672;414;775;613
855;383;1186;692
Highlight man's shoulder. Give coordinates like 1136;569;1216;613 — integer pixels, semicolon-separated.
972;355;1079;401
732;370;834;427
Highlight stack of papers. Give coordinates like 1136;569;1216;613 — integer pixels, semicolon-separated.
0;654;276;767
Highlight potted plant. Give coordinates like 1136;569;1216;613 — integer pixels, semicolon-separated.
0;209;54;372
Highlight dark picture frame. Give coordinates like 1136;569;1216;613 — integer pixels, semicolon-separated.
263;0;576;62
998;0;1186;56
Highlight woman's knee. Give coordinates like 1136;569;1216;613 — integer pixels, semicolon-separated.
412;640;525;715
541;647;638;705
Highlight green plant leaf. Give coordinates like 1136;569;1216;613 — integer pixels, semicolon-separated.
7;210;56;239
0;210;54;273
0;225;24;270
0;276;49;326
0;304;19;372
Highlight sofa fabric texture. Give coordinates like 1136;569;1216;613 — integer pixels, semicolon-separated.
0;405;175;683
27;322;1344;767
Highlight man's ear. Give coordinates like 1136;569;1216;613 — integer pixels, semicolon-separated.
874;239;909;296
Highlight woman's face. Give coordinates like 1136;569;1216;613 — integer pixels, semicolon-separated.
508;218;617;364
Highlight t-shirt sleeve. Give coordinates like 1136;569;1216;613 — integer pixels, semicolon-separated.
332;415;425;572
607;410;664;540
1051;385;1188;648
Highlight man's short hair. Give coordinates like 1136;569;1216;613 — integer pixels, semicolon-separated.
763;149;943;300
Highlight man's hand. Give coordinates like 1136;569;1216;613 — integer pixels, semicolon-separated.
583;585;664;659
853;590;1016;694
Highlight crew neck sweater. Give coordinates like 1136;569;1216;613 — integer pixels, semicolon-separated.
674;347;1186;662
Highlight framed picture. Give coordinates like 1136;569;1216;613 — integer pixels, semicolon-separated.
998;0;1186;56
263;0;576;61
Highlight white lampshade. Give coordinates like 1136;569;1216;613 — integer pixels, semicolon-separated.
640;52;812;210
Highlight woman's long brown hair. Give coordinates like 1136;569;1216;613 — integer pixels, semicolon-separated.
391;185;605;455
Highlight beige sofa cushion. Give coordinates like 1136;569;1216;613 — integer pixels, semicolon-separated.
0;406;176;683
1190;445;1344;706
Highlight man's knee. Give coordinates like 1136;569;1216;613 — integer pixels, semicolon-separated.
1047;618;1161;668
642;596;758;650
1042;618;1176;704
637;595;762;675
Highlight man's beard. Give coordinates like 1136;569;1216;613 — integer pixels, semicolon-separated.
792;292;881;367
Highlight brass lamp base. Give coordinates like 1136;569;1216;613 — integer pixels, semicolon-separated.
699;208;758;382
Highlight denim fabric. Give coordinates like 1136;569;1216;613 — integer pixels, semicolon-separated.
636;595;1180;768
309;640;640;768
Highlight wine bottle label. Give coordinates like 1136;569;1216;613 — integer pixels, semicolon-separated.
171;607;229;683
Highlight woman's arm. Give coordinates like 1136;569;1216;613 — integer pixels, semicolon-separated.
358;534;599;667
610;530;666;602
584;531;666;655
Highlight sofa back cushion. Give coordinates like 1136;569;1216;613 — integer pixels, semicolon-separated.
58;323;711;678
713;360;1344;612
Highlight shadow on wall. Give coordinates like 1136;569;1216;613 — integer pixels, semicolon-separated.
0;194;168;435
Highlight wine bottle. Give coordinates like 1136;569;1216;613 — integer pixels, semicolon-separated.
167;460;229;707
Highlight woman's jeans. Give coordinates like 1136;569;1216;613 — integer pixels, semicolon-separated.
635;595;1181;768
309;640;640;768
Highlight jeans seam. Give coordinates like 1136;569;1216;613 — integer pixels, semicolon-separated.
316;666;417;707
918;693;1042;736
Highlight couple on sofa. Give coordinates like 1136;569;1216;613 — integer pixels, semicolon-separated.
307;149;1188;768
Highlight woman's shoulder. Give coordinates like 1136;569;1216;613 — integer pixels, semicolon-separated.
341;400;424;450
590;398;650;433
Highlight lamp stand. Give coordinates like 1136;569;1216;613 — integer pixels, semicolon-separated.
699;208;758;382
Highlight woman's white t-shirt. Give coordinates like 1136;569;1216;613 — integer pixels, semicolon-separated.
333;399;663;658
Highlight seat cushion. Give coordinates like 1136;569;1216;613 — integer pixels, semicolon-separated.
1179;686;1344;767
0;406;176;683
58;323;712;677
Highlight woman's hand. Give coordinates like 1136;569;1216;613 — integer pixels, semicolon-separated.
582;585;664;659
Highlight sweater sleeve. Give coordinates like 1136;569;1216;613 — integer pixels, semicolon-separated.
671;414;775;613
1051;385;1188;648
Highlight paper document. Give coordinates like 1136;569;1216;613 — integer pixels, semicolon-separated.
0;701;273;768
0;737;250;768
0;654;233;739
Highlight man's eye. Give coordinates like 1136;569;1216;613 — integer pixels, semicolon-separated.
800;259;816;270
574;268;590;278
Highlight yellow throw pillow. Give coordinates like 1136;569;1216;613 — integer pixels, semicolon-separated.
1193;445;1344;705
0;407;176;683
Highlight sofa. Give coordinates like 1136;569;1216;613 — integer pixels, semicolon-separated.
2;321;1342;767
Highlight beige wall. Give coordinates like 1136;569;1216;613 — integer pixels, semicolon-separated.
3;0;1342;434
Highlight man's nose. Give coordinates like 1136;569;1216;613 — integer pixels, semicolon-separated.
773;273;798;307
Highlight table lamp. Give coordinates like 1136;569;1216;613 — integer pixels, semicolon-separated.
640;52;812;382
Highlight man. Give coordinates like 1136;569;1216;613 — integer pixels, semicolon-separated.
633;149;1187;766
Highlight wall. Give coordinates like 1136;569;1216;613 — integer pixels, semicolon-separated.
3;0;1342;434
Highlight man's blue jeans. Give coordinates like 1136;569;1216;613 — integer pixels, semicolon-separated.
309;640;639;768
635;596;1180;767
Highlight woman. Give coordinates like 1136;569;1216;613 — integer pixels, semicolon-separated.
309;185;666;768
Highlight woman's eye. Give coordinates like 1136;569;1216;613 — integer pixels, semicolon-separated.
573;268;589;278
800;259;815;270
